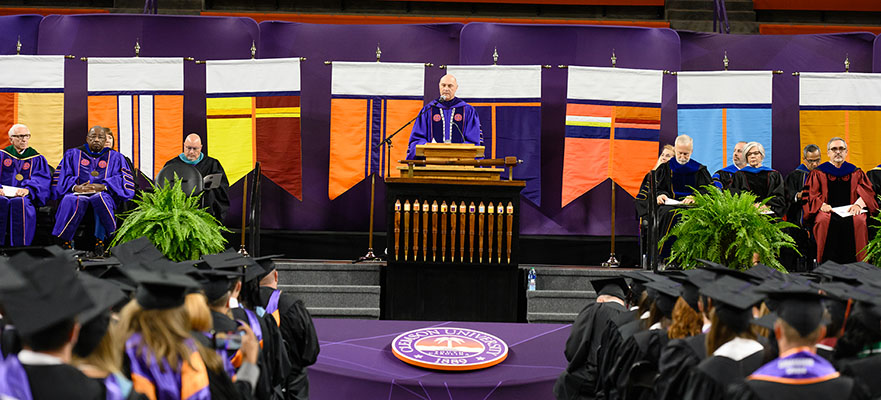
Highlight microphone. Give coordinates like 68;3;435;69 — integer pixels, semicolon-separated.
452;119;466;143
439;94;448;102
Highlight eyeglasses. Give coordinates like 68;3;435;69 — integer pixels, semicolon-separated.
829;146;847;153
10;135;30;139
746;151;762;157
805;158;821;164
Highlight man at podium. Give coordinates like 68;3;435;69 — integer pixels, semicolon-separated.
406;74;483;159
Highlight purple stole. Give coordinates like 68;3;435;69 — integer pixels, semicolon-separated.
0;355;33;400
749;347;840;384
429;106;466;144
264;290;282;327
104;373;126;400
124;333;211;400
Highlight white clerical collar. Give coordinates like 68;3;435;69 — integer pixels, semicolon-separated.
17;349;64;366
713;337;763;361
649;322;663;331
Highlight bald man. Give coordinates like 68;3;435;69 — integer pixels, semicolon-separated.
52;126;135;252
163;133;230;222
406;74;483;159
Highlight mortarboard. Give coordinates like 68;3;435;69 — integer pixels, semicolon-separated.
746;264;786;282
813;261;863;284
675;269;716;313
201;252;265;283
0;256;93;337
756;280;827;336
589;277;629;301
0;261;26;291
125;268;200;310
644;278;682;318
252;254;282;280
700;276;764;333
110;237;166;267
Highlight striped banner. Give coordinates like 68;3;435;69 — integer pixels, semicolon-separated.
677;71;773;174
562;66;663;208
799;73;881;172
328;62;424;200
206;58;302;200
87;57;183;180
0;55;65;167
446;65;542;206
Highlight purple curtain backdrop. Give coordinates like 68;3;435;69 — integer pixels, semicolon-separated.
679;31;877;177
36;14;258;177
256;22;463;232
459;23;681;236
875;35;881;72
0;15;42;55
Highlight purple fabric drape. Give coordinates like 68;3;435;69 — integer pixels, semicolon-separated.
0;15;42;55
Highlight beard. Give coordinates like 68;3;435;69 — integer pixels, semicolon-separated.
676;156;690;165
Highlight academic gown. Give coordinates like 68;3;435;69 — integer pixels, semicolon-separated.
804;162;878;263
838;353;881;398
164;154;230;223
406;97;482;160
867;165;881;198
0;146;51;246
728;350;870;400
781;165;814;271
654;159;713;260
612;328;670;400
51;145;135;241
655;333;708;400
231;306;291;399
22;363;106;400
257;287;319;400
210;309;277;400
595;309;640;400
554;301;627;400
635;171;658;221
599;315;649;400
682;338;766;400
731;166;787;218
713;164;740;190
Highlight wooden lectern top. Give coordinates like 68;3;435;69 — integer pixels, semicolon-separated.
401;143;521;182
415;143;485;161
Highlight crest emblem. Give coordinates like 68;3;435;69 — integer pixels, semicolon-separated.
454;113;463;122
98;160;107;168
391;327;508;371
81;159;90;166
433;114;442;122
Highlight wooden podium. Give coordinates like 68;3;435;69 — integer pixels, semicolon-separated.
382;144;525;322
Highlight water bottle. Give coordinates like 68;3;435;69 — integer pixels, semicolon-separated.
527;267;537;291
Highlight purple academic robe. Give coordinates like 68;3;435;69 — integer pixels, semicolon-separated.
0;146;51;246
406;97;482;159
52;146;135;241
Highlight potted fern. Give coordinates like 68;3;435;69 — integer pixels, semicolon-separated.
861;200;881;266
659;185;798;271
110;179;230;262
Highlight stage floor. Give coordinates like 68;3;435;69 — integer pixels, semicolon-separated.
308;318;571;400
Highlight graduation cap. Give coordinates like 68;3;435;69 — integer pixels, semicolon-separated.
97;265;138;295
0;256;93;337
110;237;167;267
621;271;660;300
813;261;864;283
701;276;764;333
644;278;682;318
252;254;283;280
674;269;717;313
126;268;201;310
752;312;778;330
0;262;26;292
201;252;265;283
2;245;79;260
746;264;786;282
73;273;128;358
589;277;629;301
755;280;827;337
78;257;121;278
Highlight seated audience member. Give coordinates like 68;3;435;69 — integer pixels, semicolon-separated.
0;124;51;246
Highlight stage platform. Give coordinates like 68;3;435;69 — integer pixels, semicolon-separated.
275;259;638;324
308;318;571;400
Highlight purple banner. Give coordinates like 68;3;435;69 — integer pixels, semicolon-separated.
0;15;41;56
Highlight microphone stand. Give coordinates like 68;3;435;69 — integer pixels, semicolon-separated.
354;99;436;263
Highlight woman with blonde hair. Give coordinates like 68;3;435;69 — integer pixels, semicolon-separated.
119;267;260;399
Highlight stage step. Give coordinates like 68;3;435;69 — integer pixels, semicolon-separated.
275;260;381;286
274;261;383;320
308;307;381;319
527;312;580;324
524;265;634;291
527;290;596;314
279;284;380;308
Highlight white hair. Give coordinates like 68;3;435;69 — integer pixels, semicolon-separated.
675;135;693;147
743;142;765;159
7;124;27;137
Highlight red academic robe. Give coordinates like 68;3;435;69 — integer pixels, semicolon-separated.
804;162;878;263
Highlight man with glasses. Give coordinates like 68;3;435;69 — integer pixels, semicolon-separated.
805;137;878;263
162;133;229;222
0;124;51;246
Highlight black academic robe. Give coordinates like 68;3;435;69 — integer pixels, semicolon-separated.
23;364;105;400
731;167;786;218
612;328;670;400
257;287;320;400
838;354;881;398
211;310;276;400
164;155;230;222
682;350;766;400
780;165;815;271
654;159;713;260
784;165;810;226
599;317;648;400
727;376;869;400
595;310;639;400
655;333;707;400
231;307;291;399
867;166;881;198
554;301;628;400
635;171;658;221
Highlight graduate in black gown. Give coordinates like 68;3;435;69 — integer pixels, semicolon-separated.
555;278;630;400
867;164;881;199
731;142;786;218
728;282;870;400
0;253;105;400
682;276;767;400
612;277;681;400
780;145;822;271
830;284;881;398
655;269;717;400
163;133;231;222
654;135;713;263
246;255;320;400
